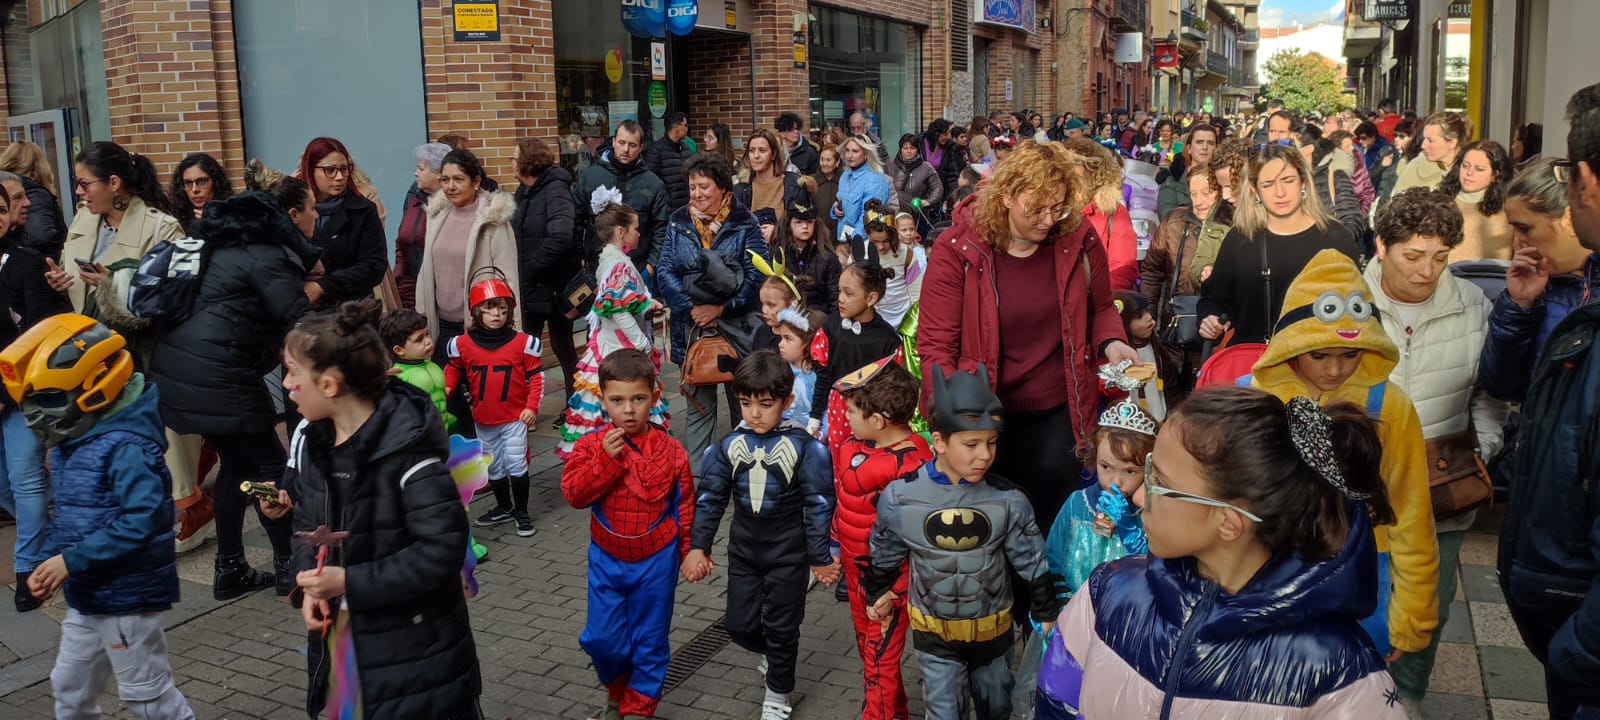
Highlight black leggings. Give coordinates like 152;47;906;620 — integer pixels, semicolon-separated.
524;309;579;399
206;432;292;560
992;403;1083;623
434;318;475;438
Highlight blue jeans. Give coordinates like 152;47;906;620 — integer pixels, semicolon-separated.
0;407;50;573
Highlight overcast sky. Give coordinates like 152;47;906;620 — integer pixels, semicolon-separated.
1259;0;1347;28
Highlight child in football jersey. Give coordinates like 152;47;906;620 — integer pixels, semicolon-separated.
445;277;544;537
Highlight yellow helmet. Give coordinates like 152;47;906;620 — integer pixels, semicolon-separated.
0;314;133;444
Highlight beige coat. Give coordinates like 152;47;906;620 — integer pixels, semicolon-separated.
416;189;519;339
61;197;183;315
1448;196;1515;263
1390;155;1445;196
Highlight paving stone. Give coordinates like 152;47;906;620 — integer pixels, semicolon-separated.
1428;642;1484;696
1488;698;1554;720
1470;602;1526;649
1441;601;1475;644
1478;645;1548;703
1459;564;1505;605
1421;692;1490;720
1459;531;1498;567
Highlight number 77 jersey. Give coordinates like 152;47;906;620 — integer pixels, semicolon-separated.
445;331;545;425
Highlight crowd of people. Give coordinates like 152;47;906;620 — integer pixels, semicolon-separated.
0;81;1597;720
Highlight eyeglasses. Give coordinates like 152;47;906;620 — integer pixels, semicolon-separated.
316;164;353;179
1027;205;1073;223
1143;453;1264;522
73;178;104;192
181;177;212;191
1553;158;1576;185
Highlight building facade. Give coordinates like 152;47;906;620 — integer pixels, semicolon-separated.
1053;0;1151;118
0;0;1056;234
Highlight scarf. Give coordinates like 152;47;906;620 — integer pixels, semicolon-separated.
315;195;346;233
691;193;732;249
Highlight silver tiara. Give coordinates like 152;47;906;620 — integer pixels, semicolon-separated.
1098;399;1157;436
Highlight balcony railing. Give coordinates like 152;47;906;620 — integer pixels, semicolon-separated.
1118;0;1147;29
1239;29;1258;45
1206;51;1231;77
1181;9;1209;39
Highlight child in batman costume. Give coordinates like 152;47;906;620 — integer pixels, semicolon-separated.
683;351;838;720
864;363;1065;720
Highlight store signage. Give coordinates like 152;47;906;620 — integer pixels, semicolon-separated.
1154;41;1179;71
647;81;669;119
1447;1;1470;18
666;0;698;36
605;48;625;84
792;32;807;68
452;0;500;41
1362;0;1412;21
974;0;1036;34
725;1;737;29
650;42;666;80
621;0;665;39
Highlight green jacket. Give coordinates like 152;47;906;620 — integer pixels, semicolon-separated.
394;359;455;432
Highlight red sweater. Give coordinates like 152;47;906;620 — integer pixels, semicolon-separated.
561;424;696;562
917;197;1129;450
445;330;545;425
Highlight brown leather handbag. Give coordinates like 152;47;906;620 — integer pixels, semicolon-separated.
1425;428;1494;519
681;330;736;388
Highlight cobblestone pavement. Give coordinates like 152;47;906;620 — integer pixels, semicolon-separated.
0;370;1560;719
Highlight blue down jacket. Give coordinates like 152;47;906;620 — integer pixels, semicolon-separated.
1479;254;1600;401
1043;507;1403;717
52;376;179;615
655;200;767;365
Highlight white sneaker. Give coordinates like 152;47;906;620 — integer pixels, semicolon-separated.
759;700;792;720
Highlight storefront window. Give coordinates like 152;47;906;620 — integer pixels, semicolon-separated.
2;0;111;145
553;0;662;174
809;7;922;145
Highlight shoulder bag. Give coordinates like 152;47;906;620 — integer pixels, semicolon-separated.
1159;220;1203;351
1425;428;1494;519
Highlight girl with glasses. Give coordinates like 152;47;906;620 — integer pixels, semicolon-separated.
1035;386;1407;719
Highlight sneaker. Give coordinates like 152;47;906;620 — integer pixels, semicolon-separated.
513;511;536;537
175;493;215;555
214;554;274;601
759;699;792;720
474;506;514;527
553;409;569;430
834;581;848;603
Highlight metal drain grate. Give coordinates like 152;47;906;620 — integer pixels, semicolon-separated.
661;616;732;694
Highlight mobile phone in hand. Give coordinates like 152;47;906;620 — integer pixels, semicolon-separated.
73;258;98;272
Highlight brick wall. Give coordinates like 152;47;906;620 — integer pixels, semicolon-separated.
98;0;245;185
685;33;756;140
418;0;557;183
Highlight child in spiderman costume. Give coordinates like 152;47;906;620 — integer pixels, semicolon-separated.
833;358;933;720
561;350;696;720
681;351;838;720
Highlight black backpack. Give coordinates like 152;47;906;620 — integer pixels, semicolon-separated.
128;236;208;324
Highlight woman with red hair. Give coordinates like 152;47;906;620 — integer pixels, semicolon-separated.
297;137;387;308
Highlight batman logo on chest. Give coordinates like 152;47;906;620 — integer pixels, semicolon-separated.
727;436;800;513
924;507;993;551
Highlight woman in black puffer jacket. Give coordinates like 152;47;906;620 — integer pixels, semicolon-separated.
146;185;321;601
512;138;581;408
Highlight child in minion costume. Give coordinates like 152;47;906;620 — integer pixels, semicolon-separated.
1246;248;1440;660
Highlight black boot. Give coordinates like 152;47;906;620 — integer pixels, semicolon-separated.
474;480;514;527
14;571;41;612
510;474;534;537
273;555;295;597
214;553;273;601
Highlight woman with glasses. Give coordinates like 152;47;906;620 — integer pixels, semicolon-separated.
296;136;387;308
919;140;1138;549
1197;143;1363;345
1036;388;1409;719
1479;158;1600;403
168;153;233;232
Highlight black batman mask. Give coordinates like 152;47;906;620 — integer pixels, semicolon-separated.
930;363;1004;434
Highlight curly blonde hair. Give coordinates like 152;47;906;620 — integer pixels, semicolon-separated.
971;140;1080;253
1059;138;1124;216
0;142;57;198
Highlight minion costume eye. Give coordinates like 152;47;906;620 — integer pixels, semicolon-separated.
1345;292;1373;322
1313;291;1345;322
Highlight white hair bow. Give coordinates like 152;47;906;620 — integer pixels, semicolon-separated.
590;185;624;215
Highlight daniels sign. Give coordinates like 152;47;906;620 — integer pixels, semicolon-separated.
1362;0;1412;22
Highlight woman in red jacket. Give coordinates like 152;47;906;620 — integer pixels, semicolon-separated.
916;140;1138;538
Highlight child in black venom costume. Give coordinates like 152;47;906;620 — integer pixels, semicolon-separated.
864;363;1064;720
682;351;838;720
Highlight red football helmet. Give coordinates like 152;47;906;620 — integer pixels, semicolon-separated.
468;276;516;310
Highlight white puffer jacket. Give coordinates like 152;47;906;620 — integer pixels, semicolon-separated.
1365;261;1509;531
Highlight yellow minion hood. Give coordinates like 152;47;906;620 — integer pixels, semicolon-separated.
1251;249;1398;392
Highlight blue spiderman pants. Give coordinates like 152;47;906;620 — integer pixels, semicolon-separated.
579;541;677;717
